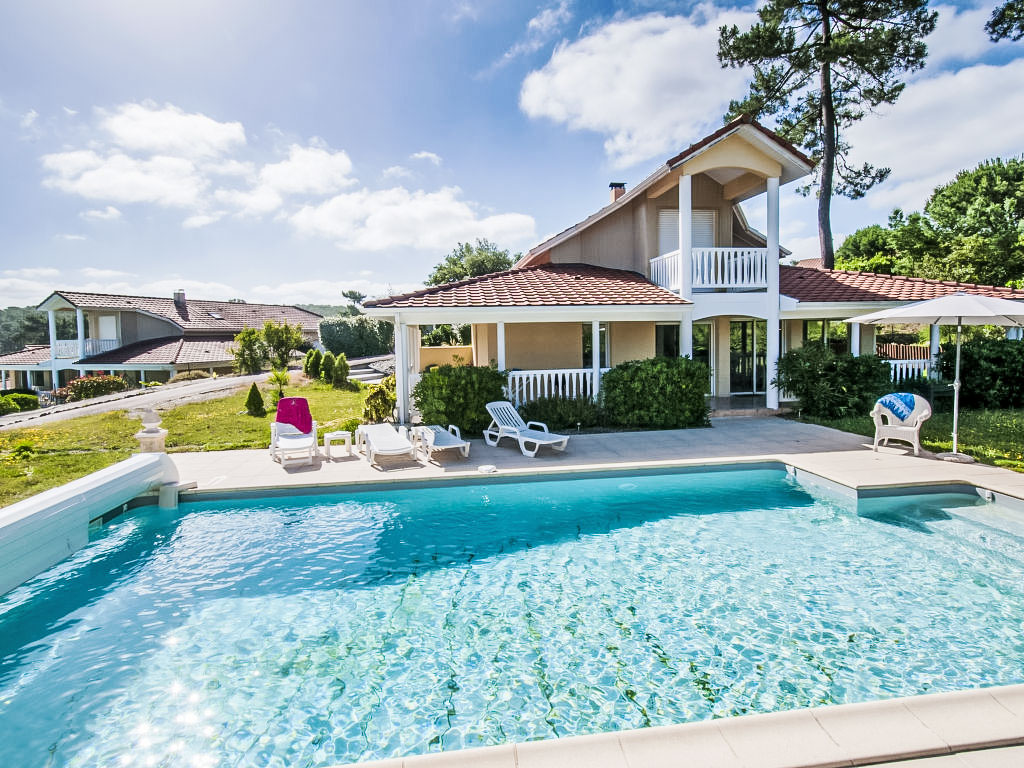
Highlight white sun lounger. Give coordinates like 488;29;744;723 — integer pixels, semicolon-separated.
413;424;471;461
356;423;417;465
483;401;569;458
270;421;319;468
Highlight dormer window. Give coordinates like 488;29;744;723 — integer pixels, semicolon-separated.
208;312;224;320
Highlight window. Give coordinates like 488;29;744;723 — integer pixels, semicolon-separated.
803;320;850;355
581;323;609;368
97;314;117;340
657;209;718;256
208;312;224;320
655;324;679;358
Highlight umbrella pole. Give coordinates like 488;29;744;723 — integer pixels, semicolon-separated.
952;322;962;455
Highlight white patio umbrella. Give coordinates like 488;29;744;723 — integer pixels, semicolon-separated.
847;292;1024;462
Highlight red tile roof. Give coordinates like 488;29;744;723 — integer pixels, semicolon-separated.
0;345;51;366
46;291;321;334
781;266;1024;303
76;336;237;366
364;264;689;309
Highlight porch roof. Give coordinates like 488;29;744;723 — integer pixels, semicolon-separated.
0;345;51;367
75;336;236;367
780;266;1024;304
364;263;689;310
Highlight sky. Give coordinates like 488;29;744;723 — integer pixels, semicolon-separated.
0;0;1021;309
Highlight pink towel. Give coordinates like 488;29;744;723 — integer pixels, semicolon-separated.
276;397;312;434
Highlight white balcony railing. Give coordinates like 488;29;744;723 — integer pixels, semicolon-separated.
650;250;682;292
506;368;611;407
888;358;931;384
52;338;120;359
650;248;769;291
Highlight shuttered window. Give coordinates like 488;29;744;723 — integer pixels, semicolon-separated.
657;209;717;255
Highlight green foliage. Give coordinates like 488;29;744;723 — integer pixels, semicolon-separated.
307;349;323;379
719;0;937;266
6;393;38;411
0;307;76;354
421;323;471;347
320;351;336;384
262;320;305;369
774;343;892;418
65;375;131;402
232;327;268;375
340;417;362;434
341;289;366;316
302;349;315;375
518;396;602;432
267;369;290;405
601;357;711;428
411;364;507;435
244;382;266;417
426;239;518;285
834;224;899;273
168;370;211;383
363;375;397;423
0;396;19;416
332;352;350;388
939;338;1024;409
320;316;394;357
11;443;34;460
987;0;1024;41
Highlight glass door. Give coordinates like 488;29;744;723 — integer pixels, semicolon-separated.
729;320;767;394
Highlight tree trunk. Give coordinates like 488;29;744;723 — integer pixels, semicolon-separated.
818;1;836;269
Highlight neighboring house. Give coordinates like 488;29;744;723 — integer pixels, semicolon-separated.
0;289;321;392
364;116;1024;422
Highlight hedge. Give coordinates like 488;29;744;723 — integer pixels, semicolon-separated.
320;316;394;358
411;364;506;435
6;393;38;411
64;375;131;402
601;357;711;428
0;396;19;416
775;343;892;418
939;337;1024;409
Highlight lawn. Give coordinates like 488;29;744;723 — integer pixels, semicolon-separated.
0;380;366;506
801;408;1024;472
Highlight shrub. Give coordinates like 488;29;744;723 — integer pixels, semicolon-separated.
307;349;323;379
939;337;1024;409
320;351;337;384
601;357;711;428
332;352;350;388
244;382;266;417
6;393;39;411
518;396;602;432
302;349;315;375
168;370;211;383
65;375;131;402
233;327;268;374
11;442;34;460
340;417;362;434
267;369;290;405
263;320;305;369
363;375;397;423
0;396;20;416
320;316;394;358
775;343;892;418
411;364;506;435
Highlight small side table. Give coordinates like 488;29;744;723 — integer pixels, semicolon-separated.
323;430;353;459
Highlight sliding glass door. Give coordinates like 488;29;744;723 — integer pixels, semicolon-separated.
729;319;767;394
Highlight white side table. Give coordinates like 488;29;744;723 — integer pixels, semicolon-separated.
323;430;353;459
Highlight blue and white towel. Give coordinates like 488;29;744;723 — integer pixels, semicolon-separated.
877;393;917;422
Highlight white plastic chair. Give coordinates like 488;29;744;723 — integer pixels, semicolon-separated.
356;423;417;466
871;393;932;456
483;401;569;458
270;421;319;468
413;425;471;461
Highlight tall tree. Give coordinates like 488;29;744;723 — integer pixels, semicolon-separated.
719;0;937;268
987;0;1024;41
426;239;518;285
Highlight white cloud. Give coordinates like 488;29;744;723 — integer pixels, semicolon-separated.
202;159;255;177
42;151;207;207
182;212;226;229
55;234;87;241
80;205;122;221
214;185;284;216
0;277;55;307
484;1;573;74
410;150;442;166
259;143;357;196
79;267;135;279
528;1;572;36
382;165;414;180
63;106;78;117
248;278;422;305
924;5;1003;70
20;109;38;128
290;185;536;251
520;7;755;168
99;101;246;158
3;267;60;279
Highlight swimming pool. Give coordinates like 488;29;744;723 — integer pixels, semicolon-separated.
2;467;1023;767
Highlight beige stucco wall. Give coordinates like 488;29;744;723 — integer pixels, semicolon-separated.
548;199;646;273
649;173;734;253
680;134;783;179
471;324;498;366
419;345;473;370
609;322;655;365
506;323;583;370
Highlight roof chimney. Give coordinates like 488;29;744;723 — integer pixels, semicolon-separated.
609;182;626;203
173;289;186;307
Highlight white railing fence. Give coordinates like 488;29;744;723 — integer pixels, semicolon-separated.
649;251;681;292
888;358;931;384
692;247;767;289
52;339;119;359
506;368;611;406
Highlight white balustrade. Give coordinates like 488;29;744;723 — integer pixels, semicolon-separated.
888;359;930;383
649;251;681;291
691;248;767;289
506;368;611;406
52;339;119;358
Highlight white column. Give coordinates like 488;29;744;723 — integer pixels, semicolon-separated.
850;323;861;356
394;314;407;424
1;369;6;390
27;370;34;390
140;370;146;383
496;321;506;370
765;176;781;410
591;319;601;399
680;315;693;358
47;309;60;392
678;174;693;299
76;308;87;376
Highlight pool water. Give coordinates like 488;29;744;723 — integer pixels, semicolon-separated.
3;469;1024;767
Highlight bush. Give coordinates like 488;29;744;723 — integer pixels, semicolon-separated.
263;320;305;369
6;393;39;411
775;343;892;418
411;364;507;435
267;369;290;406
244;382;266;417
302;349;315;376
169;370;211;383
320;351;337;384
363;375;397;423
939;337;1024;409
307;349;323;379
233;327;268;375
601;357;710;428
518;396;602;432
340;417;362;434
320;316;394;358
65;375;131;402
0;396;20;416
332;352;350;388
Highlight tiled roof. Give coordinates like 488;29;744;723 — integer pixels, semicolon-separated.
0;345;51;366
793;257;823;269
46;291;321;333
77;336;237;366
781;266;1024;303
364;264;689;309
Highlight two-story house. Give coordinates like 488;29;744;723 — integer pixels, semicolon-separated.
363;117;1024;423
0;290;321;392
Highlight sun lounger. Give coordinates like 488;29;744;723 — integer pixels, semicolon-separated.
356;423;417;465
413;424;471;461
483;400;569;458
270;397;318;468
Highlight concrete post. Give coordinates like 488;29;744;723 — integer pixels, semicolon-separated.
850;323;861;356
496;321;506;371
766;176;781;410
591;319;601;399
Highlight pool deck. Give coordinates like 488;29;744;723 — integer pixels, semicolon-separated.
163;417;1024;768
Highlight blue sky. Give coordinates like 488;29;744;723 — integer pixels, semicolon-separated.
1;0;1021;307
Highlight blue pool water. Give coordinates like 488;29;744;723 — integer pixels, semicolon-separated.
2;468;1024;767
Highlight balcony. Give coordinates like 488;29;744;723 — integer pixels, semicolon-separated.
52;339;120;359
650;248;769;292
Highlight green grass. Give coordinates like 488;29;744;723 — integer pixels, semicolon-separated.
0;381;367;506
800;408;1024;472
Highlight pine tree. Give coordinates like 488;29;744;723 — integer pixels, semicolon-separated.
245;383;266;417
307;349;323;379
332;352;350;388
320;352;336;384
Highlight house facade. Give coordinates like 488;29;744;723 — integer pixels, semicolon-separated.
0;290;321;392
366;116;1024;422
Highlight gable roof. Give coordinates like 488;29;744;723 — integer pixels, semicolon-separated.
665;114;812;169
363;263;688;309
780;266;1024;303
37;290;322;334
